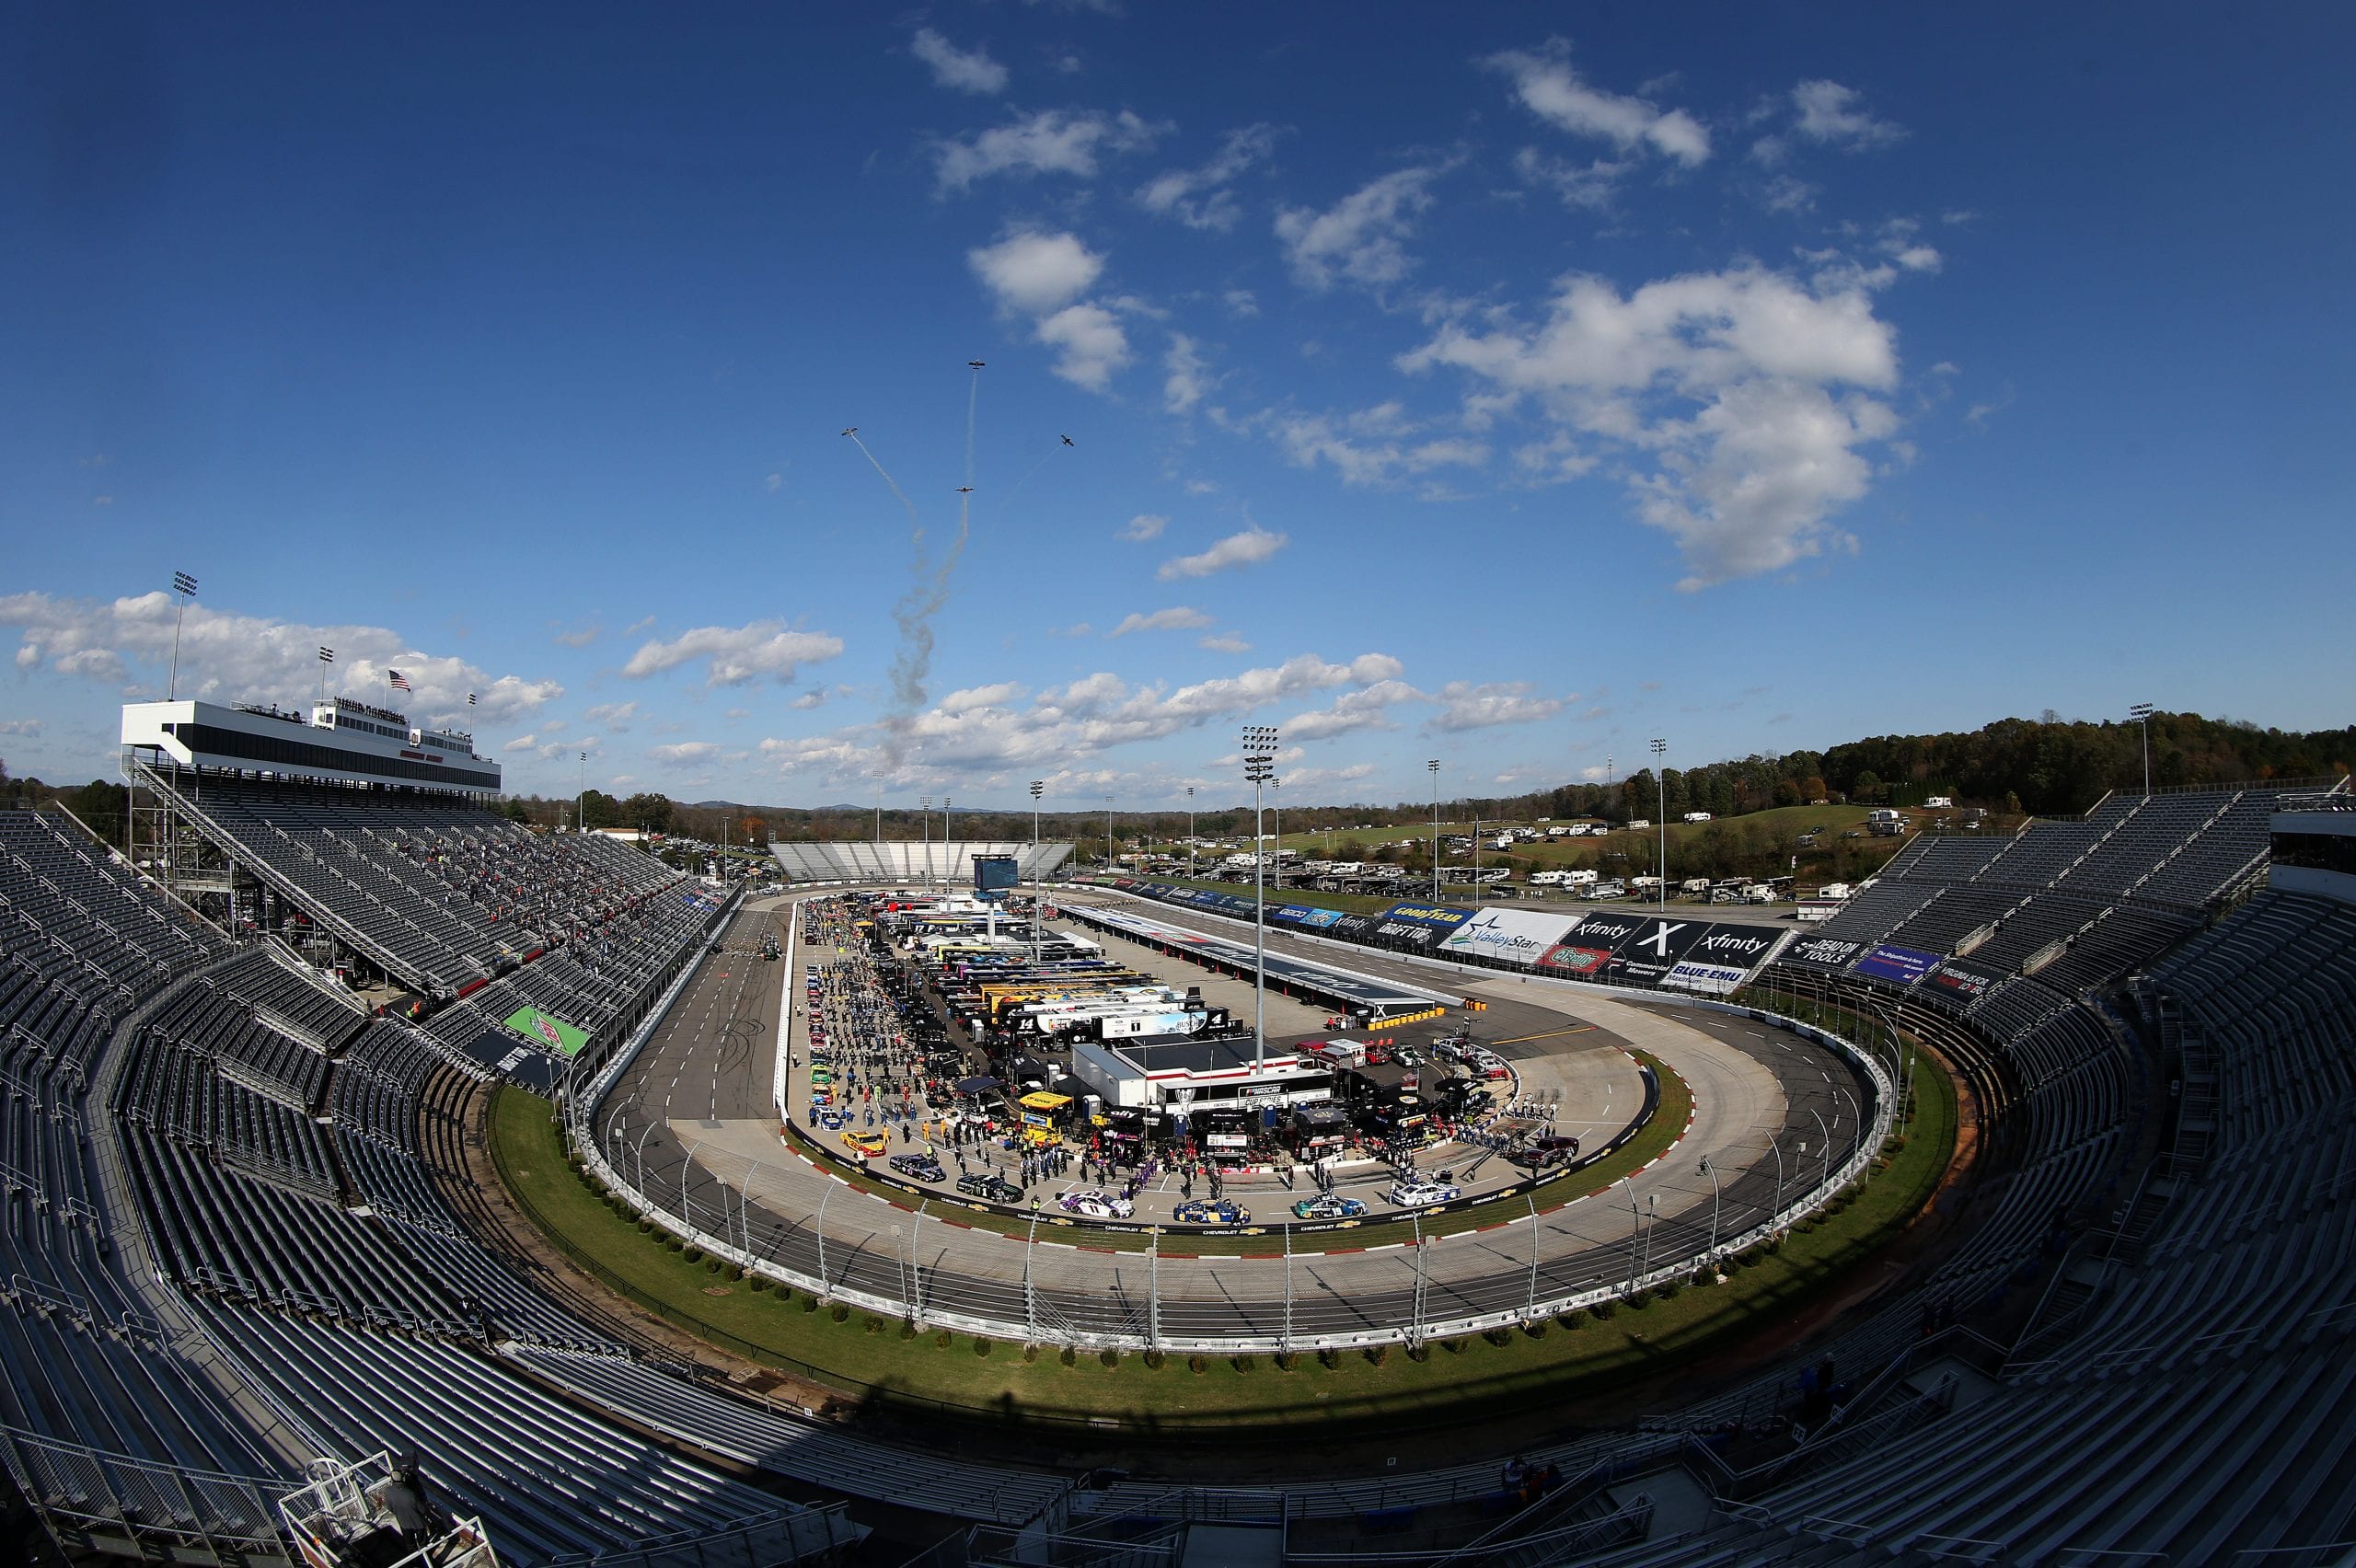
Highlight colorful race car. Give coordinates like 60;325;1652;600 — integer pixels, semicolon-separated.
839;1129;888;1158
1057;1189;1136;1219
954;1172;1024;1205
888;1153;946;1182
1386;1180;1461;1206
815;1109;849;1129
1290;1193;1368;1220
1173;1198;1251;1226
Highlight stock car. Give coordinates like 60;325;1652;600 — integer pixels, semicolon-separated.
888;1153;946;1182
1057;1189;1136;1219
815;1109;849;1130
1386;1179;1461;1207
1511;1135;1582;1170
1173;1198;1252;1226
839;1129;888;1158
955;1172;1024;1205
1290;1193;1368;1221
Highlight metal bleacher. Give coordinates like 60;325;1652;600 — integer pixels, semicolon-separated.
768;837;1071;886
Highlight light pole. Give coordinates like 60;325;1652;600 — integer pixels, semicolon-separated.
1244;727;1279;1069
1428;758;1441;905
1809;1108;1831;1191
1620;1177;1641;1290
1029;780;1044;959
1649;738;1668;911
1699;1156;1722;1260
1103;794;1115;870
921;795;931;891
1761;1129;1785;1224
2130;702;2154;797
942;795;953;871
578;751;587;836
166;571;198;700
317;645;333;705
1186;786;1195;880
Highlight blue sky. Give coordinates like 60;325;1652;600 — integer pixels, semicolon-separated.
4;4;2350;810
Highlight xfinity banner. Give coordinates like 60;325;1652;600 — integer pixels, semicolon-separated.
1854;942;1943;986
1327;913;1384;940
1612;917;1715;984
1378;902;1478;930
1683;926;1781;973
1439;907;1580;966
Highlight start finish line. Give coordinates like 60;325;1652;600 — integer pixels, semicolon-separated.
1069;902;1456;1020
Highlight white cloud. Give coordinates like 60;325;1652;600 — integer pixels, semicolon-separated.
1134;123;1278;231
939;681;1024;714
1512;146;1630;211
764;472;783;492
1163;333;1209;413
648;741;722;768
1198;632;1252;654
583;700;638;732
1401;262;1907;587
1486;44;1710;167
1120;513;1169;542
1285;678;1421;740
1428;680;1564;732
1157;525;1288;580
0;591;560;723
788;690;826;710
1791;80;1904;150
934;109;1162;192
1223;289;1259;317
1034;303;1131;390
1275;167;1443;291
910;28;1008;95
0;718;42;735
620;618;846;686
1107;606;1214;637
1271;403;1490;487
968;230;1105;314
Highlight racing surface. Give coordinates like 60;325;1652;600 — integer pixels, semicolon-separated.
596;891;1876;1347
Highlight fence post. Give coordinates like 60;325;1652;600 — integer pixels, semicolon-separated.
1148;1228;1160;1351
1024;1212;1038;1342
1528;1193;1541;1318
814;1182;833;1300
1283;1224;1293;1355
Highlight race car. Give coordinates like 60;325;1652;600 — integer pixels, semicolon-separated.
888;1153;946;1182
1057;1189;1136;1219
815;1109;849;1130
1173;1198;1251;1226
954;1172;1024;1205
807;1089;833;1109
1510;1135;1582;1170
839;1129;888;1158
1386;1179;1461;1207
1290;1193;1368;1220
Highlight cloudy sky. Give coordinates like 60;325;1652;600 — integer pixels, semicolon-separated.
4;6;2349;809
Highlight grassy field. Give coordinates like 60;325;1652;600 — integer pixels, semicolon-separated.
491;1043;1956;1437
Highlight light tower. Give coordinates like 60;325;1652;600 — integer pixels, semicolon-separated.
1185;785;1195;879
2130;702;2155;797
1649;737;1668;912
1244;727;1279;1068
1428;758;1441;905
166;571;198;699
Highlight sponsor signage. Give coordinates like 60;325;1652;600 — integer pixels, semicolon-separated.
1854;942;1943;986
1685;926;1779;971
1560;912;1646;951
1297;907;1347;929
1927;958;2004;1000
1613;917;1714;984
1378;902;1477;929
1438;907;1580;966
1328;913;1383;940
1536;942;1615;975
1787;936;1863;968
1664;960;1750;996
1268;904;1320;924
502;1004;587;1056
1374;919;1440;948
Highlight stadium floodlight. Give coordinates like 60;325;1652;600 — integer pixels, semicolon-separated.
921;795;931;891
1103;794;1114;870
1186;786;1195;880
318;645;334;704
579;751;588;836
1428;759;1441;905
167;571;197;700
2130;702;2156;797
1271;778;1281;890
1650;739;1669;912
1029;780;1045;960
1243;726;1279;1069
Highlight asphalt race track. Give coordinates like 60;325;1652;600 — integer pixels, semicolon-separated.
595;892;1876;1348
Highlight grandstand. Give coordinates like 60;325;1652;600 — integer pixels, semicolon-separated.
768;836;1071;886
9;749;2354;1564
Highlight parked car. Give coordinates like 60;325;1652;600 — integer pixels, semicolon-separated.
954;1172;1024;1204
888;1153;945;1182
1386;1180;1461;1206
1510;1136;1582;1170
1290;1193;1368;1220
1173;1198;1252;1226
839;1129;887;1158
1057;1189;1136;1219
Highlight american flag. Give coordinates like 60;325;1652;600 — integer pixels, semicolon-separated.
387;669;412;692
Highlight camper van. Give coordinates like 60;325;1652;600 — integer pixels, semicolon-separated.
1683;811;1714;824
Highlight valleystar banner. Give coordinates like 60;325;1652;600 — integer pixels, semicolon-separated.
1438;907;1582;966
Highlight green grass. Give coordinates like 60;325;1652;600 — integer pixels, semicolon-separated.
490;1048;1953;1437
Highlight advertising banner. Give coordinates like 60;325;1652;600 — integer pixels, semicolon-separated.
1854;942;1943;986
502;1004;588;1056
1328;913;1384;941
1536;941;1616;976
1612;917;1715;984
1438;906;1581;966
1682;925;1782;974
1926;957;2004;1001
1378;902;1478;930
1268;905;1320;924
1559;911;1647;951
1372;919;1439;948
1296;907;1347;929
1663;960;1750;995
1786;936;1864;969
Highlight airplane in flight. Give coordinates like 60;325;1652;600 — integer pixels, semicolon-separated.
1061;434;1075;446
967;360;986;370
840;427;857;436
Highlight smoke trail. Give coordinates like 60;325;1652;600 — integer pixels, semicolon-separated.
845;432;920;533
872;363;983;765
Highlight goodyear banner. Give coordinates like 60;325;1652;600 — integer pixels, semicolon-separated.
1438;907;1581;966
1377;902;1478;930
